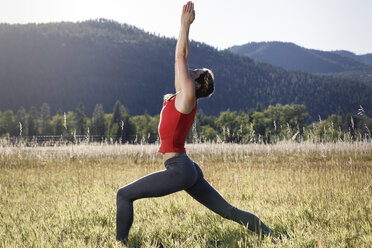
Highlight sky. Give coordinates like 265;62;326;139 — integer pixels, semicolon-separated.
0;0;371;54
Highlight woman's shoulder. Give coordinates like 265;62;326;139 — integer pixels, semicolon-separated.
163;93;177;103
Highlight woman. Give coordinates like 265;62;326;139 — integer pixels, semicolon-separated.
116;1;275;244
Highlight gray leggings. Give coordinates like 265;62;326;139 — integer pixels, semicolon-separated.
116;155;274;242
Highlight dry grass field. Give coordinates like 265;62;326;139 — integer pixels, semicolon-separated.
0;142;371;247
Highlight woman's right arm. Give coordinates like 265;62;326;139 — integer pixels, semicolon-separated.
174;1;195;96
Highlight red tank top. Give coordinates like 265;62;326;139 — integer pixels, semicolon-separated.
158;96;197;153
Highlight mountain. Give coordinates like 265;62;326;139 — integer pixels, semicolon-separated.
229;41;372;86
0;20;371;121
334;50;372;66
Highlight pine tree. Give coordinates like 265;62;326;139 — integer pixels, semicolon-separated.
111;101;123;142
92;104;106;141
75;103;87;135
122;111;136;143
0;110;17;136
27;106;39;137
110;100;136;143
40;103;53;135
112;101;123;126
256;102;263;112
56;108;63;116
52;113;64;136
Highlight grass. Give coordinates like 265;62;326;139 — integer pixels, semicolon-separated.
0;142;371;247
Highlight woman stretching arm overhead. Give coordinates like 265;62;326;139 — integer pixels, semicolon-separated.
116;1;275;245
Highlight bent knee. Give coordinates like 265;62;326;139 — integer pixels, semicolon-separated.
117;187;130;201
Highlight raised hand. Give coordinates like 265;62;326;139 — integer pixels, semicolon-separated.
181;1;195;26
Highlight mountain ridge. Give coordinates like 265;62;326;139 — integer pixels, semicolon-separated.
0;20;371;121
229;41;372;86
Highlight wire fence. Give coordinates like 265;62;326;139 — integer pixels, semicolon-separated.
0;134;147;147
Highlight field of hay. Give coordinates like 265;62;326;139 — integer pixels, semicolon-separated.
0;142;371;247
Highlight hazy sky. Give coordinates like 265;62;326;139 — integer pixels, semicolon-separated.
1;0;371;54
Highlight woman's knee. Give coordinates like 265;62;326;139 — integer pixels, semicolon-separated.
117;187;130;202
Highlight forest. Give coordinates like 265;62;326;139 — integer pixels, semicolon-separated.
1;19;372;121
1;101;370;144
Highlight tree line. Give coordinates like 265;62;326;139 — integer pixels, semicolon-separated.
0;101;371;144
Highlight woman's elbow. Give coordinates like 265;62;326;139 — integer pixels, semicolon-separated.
175;51;187;60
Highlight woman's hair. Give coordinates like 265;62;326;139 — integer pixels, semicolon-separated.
163;68;215;102
195;68;214;99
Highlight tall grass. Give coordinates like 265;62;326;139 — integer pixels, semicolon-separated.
0;142;371;247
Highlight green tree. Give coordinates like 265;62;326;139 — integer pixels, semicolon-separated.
112;101;123;126
51;113;65;136
0;110;17;136
279;104;308;132
256;102;263;112
216;110;242;142
104;113;113;139
75;103;87;135
131;113;159;143
251;104;309;142
342;113;372;140
92;104;106;141
314;114;344;142
27;106;39;137
56;108;63;116
251;111;267;137
200;125;218;141
65;111;75;134
197;110;218;129
110;101;124;142
40;103;53;135
110;101;136;143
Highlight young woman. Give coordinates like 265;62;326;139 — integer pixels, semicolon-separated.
116;1;275;244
